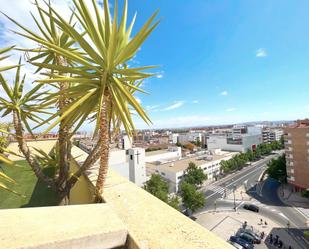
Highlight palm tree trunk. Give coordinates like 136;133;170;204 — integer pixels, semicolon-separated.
12;111;56;189
94;97;110;203
62;138;102;199
56;55;71;205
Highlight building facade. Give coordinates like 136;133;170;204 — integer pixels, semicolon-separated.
262;129;283;143
284;120;309;190
207;133;262;152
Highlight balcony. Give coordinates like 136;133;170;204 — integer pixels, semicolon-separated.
284;140;292;145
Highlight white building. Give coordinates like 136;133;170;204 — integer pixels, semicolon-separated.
169;133;179;144
177;132;202;144
145;146;182;163
128;148;146;187
262;129;283;143
146;151;238;193
207;133;262;152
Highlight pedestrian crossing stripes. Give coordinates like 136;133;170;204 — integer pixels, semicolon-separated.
206;185;233;197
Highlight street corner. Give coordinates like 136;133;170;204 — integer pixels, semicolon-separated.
195;210;304;249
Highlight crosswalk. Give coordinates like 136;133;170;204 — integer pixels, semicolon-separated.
206;185;233;198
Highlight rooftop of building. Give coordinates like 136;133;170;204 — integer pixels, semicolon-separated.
146;151;238;174
285;119;309;129
145;147;179;156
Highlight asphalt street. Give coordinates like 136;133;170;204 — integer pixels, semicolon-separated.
196;151;309;249
200;153;277;210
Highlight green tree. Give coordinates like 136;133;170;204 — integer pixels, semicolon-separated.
144;174;169;202
168;196;180;211
266;155;287;182
144;174;180;210
180;182;205;213
2;0;159;202
0;47;19;194
184;162;207;187
0;137;8;154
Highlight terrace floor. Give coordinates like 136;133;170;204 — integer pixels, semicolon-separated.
0;160;59;209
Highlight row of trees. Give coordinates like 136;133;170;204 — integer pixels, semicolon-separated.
144;162;207;214
0;0;159;203
220;141;284;174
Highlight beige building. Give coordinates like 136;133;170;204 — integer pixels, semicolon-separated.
284;119;309;190
146;151;238;193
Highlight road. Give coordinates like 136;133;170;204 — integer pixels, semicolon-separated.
196;151;309;249
200;153;277;211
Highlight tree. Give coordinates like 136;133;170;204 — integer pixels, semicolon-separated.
0;47;20;195
144;174;169;202
266;155;287;182
168;196;180;211
184;143;195;151
0;137;8;154
144;174;180;210
183;162;207;187
1;0;159;202
180;182;205;213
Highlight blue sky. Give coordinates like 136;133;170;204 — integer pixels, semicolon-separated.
126;0;309;128
0;0;309;130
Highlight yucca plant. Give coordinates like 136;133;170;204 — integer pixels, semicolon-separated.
0;46;19;193
0;59;56;188
2;0;159;202
33;0;159;201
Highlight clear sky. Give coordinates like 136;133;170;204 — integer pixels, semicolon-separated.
0;0;309;130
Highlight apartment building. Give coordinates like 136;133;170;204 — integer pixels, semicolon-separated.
177;132;202;144
263;128;284;143
284;119;309;190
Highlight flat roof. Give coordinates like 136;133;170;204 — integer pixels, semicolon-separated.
146;149;176;156
146;151;238;174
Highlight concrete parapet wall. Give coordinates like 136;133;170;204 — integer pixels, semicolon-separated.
103;170;234;249
0;204;128;249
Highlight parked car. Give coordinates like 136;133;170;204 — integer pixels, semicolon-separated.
238;229;261;244
228;241;245;249
237;232;255;244
229;236;254;249
239;228;261;243
243;204;259;212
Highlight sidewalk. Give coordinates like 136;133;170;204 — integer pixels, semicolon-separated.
195;210;303;249
278;184;309;221
226;184;253;202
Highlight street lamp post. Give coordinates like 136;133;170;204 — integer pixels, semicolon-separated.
233;184;236;211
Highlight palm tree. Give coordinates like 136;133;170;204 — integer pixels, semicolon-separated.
0;46;20;193
32;0;159;201
0;59;56;189
3;0;83;203
2;0;159;202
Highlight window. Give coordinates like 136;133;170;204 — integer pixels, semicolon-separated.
130;155;133;160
